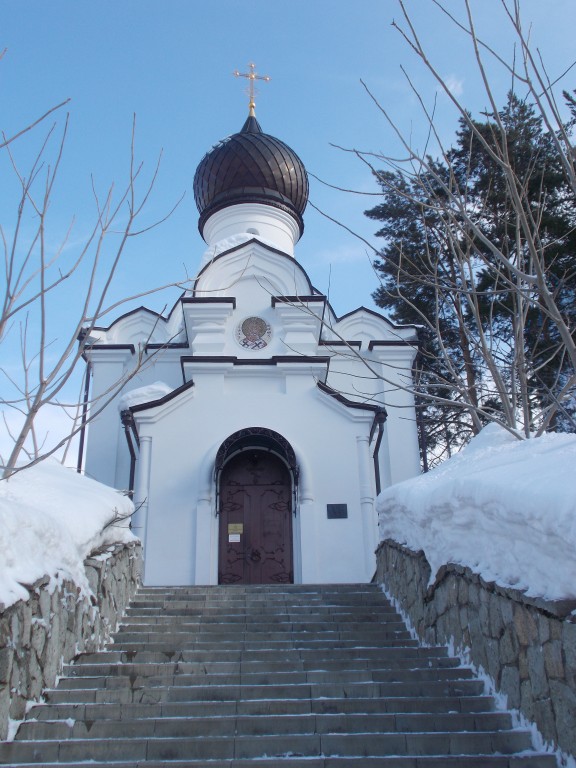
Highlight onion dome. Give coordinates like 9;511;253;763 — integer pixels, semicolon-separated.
193;114;309;238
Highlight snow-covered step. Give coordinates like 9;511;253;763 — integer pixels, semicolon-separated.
0;732;554;764
41;678;489;706
29;693;502;721
55;667;474;689
60;656;460;677
0;762;558;768
66;644;450;663
0;761;556;768
19;710;519;740
0;584;556;767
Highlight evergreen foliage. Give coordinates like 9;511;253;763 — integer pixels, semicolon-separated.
367;92;576;465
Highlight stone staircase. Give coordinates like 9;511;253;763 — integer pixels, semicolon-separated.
0;584;556;767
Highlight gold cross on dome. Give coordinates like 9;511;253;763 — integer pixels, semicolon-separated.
233;62;271;116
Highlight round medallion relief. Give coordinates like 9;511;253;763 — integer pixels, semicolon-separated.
235;316;272;350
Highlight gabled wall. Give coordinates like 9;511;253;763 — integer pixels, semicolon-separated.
130;366;379;585
81;238;423;585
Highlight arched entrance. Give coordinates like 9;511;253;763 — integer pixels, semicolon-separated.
216;429;296;585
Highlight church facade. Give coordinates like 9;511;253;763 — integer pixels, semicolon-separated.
81;110;421;586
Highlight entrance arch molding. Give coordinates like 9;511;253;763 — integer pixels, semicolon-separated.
197;428;313;511
214;427;299;513
195;427;313;584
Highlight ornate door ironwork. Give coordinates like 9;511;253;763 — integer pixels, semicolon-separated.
218;450;293;585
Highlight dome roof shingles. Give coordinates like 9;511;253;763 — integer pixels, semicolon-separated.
193;115;309;237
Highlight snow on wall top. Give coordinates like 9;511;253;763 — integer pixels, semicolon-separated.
0;460;136;610
377;424;576;601
118;381;174;411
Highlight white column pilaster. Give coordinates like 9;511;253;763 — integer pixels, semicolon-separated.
132;435;153;573
356;434;377;579
195;487;215;585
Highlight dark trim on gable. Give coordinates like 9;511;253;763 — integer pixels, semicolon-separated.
78;294;189;345
193;238;317;296
180;355;330;367
145;342;189;351
86;306;165;334
272;295;326;306
129;379;195;413
276;355;328;364
181;297;236;307
84;344;136;354
318;380;388;495
336;305;418;332
320;340;362;349
368;340;419;351
316;380;381;413
181;356;237;365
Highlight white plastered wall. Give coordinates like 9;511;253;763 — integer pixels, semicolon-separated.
131;367;377;586
82;239;422;587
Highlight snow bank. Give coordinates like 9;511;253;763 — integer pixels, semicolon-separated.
118;381;173;410
377;424;576;600
0;460;136;610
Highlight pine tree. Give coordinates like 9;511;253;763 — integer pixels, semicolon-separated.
366;164;482;465
366;92;576;465
452;94;576;427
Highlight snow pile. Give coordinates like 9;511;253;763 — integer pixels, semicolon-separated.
118;381;173;411
0;460;136;610
377;424;576;600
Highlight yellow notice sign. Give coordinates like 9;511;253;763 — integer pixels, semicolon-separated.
228;523;244;534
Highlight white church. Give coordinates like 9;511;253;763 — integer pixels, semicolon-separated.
80;100;421;587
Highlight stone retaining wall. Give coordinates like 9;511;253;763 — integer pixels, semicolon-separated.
376;538;576;759
0;541;141;740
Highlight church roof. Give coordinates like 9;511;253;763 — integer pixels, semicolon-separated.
193;114;309;237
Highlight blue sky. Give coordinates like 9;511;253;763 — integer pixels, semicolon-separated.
3;0;575;315
1;0;575;460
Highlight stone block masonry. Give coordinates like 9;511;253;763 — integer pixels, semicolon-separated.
376;538;576;760
0;541;141;740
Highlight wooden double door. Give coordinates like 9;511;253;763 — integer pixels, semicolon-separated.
218;450;293;584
